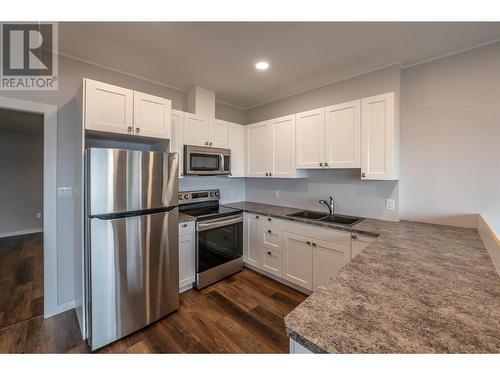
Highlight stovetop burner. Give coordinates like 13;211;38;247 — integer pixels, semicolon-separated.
178;189;242;221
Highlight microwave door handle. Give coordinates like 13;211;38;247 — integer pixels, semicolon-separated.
220;153;224;173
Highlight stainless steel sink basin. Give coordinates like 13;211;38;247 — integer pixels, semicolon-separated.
319;215;363;226
287;210;328;220
287;210;363;226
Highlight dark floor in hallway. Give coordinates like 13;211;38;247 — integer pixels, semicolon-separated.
0;268;308;353
0;233;43;330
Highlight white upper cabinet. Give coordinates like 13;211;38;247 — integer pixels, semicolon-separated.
183;113;209;146
85;79;133;134
246;117;306;178
296;108;325;169
270;115;303;178
325;100;361;168
228;122;245;177
361;92;398;180
246;121;270;177
84;78;172;140
171;110;184;177
133;92;171;139
208;119;229;148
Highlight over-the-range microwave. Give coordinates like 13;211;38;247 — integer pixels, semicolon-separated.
184;145;231;176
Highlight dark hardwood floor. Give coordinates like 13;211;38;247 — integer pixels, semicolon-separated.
0;233;43;330
0;268;307;353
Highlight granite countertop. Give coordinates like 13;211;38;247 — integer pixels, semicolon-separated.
179;212;196;223
222;201;500;353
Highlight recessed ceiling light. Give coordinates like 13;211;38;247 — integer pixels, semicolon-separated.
255;61;269;70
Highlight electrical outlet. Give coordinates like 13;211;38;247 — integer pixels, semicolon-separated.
385;199;395;211
274;190;280;200
36;212;42;219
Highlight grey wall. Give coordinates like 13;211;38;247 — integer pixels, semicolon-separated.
244;65;401;221
400;42;500;232
0;130;43;236
0;54;245;305
180;176;246;203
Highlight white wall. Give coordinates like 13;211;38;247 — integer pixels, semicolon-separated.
400;42;500;233
0;130;43;236
244;65;401;221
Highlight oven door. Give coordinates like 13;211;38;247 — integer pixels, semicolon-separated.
196;214;243;277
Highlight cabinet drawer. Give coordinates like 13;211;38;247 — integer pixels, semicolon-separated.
260;215;284;231
179;221;195;236
262;228;282;252
262;248;283;277
284;221;350;247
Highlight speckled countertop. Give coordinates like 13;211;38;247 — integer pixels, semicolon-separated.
222;201;500;353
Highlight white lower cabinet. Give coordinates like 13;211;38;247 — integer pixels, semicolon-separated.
179;221;195;292
283;232;313;290
243;213;357;293
312;239;350;291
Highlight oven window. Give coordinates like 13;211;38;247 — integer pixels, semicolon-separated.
190;153;220;171
197;222;243;273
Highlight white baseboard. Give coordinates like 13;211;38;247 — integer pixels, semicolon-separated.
0;228;43;238
244;263;312;295
57;300;76;314
477;214;500;276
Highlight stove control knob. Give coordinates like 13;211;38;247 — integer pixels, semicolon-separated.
210;192;214;197
184;194;189;200
178;194;182;200
215;191;219;196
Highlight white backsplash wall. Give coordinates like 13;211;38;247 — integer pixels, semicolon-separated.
180;176;246;203
245;169;399;221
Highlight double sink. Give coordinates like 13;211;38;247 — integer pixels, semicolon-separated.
287;210;363;226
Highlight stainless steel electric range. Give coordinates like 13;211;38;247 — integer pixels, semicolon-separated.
178;189;243;289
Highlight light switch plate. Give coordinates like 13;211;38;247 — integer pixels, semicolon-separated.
385;199;395;210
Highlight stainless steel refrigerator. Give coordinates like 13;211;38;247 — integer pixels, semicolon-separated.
85;148;179;351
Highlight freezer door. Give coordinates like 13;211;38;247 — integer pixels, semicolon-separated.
88;148;178;216
89;208;179;350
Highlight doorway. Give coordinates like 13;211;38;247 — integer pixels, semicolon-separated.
0;108;44;329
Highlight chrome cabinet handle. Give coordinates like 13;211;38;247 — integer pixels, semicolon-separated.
325;162;328;167
351;234;357;239
269;172;272;177
306;241;311;245
267;218;271;222
135;127;140;133
361;172;366;178
205;141;209;145
127;126;132;133
312;243;317;247
265;172;268;176
256;215;259;219
267;229;271;234
267;251;272;255
209;142;213;146
319;162;323;167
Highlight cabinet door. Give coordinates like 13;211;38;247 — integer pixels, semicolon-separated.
184;113;209;146
246;121;270;177
85;79;133;134
209;119;229;148
171;110;184;178
312;239;350;291
351;234;376;260
179;233;195;290
244;213;262;267
361;92;397;180
295;108;325;169
262;248;283;277
133;92;171;139
228;122;245;177
325;100;361;168
283;232;313;290
270;115;297;178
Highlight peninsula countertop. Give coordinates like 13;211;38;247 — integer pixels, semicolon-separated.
222;201;500;353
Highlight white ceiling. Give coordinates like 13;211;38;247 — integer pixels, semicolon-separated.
0;108;43;134
59;22;500;109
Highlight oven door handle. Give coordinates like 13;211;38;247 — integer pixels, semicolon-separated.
197;215;243;232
